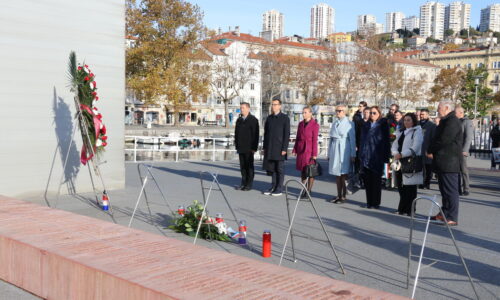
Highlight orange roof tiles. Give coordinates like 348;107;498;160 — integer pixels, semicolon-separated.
389;56;439;68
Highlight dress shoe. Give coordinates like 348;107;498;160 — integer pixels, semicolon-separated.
418;185;425;189
430;214;444;221
373;205;380;209
463;191;470;196
235;185;245;190
334;198;346;204
443;220;458;226
242;186;251;191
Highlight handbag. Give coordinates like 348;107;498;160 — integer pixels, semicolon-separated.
400;149;423;174
304;159;322;177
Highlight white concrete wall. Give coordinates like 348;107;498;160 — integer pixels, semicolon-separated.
0;0;125;198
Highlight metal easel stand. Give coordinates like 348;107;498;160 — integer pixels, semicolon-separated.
407;195;479;300
279;179;345;275
193;171;240;245
128;163;174;227
54;96;113;217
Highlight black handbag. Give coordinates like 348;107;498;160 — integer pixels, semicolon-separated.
400;149;423;174
304;159;322;177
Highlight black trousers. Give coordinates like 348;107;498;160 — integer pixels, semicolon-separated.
238;152;255;188
396;171;417;214
362;167;382;207
437;172;460;222
268;160;285;193
423;163;433;187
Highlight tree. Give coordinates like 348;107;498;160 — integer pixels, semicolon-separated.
431;68;466;102
284;56;322;105
445;29;455;37
403;73;429;106
259;48;292;116
460;67;494;117
412;28;420;35
126;0;209;126
209;44;259;127
443;43;460;51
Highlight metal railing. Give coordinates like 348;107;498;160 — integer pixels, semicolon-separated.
124;135;330;162
471;119;493;154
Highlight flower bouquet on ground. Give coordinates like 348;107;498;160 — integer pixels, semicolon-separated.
67;51;108;165
169;200;232;242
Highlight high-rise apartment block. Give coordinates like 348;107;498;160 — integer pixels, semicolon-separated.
420;1;445;40
310;3;335;39
445;2;471;34
402;16;420;31
386;12;405;33
262;9;284;40
480;4;500;32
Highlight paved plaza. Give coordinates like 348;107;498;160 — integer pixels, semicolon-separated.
22;156;500;300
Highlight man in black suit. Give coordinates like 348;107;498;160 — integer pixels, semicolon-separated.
234;102;259;191
428;100;463;226
419;108;436;189
351;101;367;189
263;99;290;196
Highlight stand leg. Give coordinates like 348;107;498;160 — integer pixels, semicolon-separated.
87;162;100;205
54;115;79;208
128;176;149;227
411;205;434;299
280;188;301;266
309;194;346;274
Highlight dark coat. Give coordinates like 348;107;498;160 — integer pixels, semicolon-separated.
491;124;500;148
293;119;319;171
234;113;259;153
428;111;463;173
263;112;290;161
359;118;391;176
353;110;364;149
420;119;437;164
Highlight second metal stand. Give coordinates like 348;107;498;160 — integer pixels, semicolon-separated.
128;163;174;227
407;196;479;300
279;179;345;275
194;171;240;245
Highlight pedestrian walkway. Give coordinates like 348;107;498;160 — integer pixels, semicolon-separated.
25;158;500;300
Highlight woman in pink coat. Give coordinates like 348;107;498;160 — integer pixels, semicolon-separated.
292;107;320;194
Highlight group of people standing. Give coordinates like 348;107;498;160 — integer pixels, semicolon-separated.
234;98;475;226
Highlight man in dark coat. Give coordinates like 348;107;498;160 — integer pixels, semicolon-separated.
351;101;367;189
455;106;473;196
234;102;259;191
428;101;463;226
263;99;290;196
419;109;436;189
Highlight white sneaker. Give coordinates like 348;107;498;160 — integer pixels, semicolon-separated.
271;192;283;196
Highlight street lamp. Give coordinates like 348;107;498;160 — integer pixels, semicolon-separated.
473;75;483;119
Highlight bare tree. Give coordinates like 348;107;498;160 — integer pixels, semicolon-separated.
209;45;259;127
259;47;291;116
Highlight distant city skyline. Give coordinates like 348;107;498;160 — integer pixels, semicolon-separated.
188;0;496;36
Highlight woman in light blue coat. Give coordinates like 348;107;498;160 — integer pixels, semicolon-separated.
328;105;356;204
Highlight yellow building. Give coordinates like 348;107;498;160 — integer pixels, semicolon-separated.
420;47;500;93
328;33;352;44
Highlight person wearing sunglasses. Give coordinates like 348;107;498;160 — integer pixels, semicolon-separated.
327;105;356;204
359;106;391;209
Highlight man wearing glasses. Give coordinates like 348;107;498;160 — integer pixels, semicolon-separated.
262;99;290;196
352;101;368;189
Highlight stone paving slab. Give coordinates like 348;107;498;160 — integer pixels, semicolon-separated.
24;158;500;300
0;195;408;300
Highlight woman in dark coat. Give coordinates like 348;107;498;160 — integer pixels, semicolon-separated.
292;107;319;194
359;106;391;209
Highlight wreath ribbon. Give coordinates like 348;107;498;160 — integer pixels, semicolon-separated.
79;104;103;165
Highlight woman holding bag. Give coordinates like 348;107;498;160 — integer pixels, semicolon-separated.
328;105;356;204
292;106;320;195
391;113;424;215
